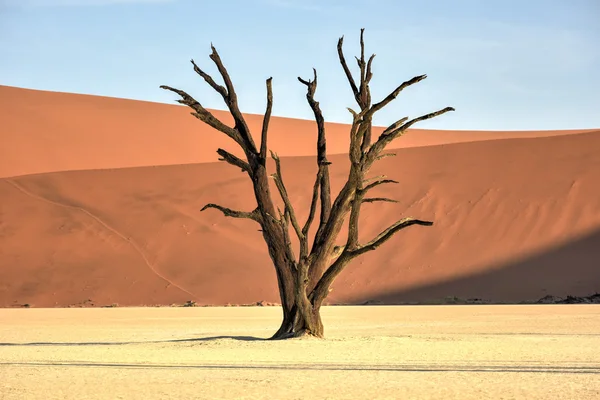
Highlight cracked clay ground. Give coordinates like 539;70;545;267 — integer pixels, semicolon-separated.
1;305;599;399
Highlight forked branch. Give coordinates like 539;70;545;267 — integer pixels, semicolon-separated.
338;28;374;109
190;59;228;98
159;85;243;146
367;106;455;165
207;45;257;153
161;44;259;156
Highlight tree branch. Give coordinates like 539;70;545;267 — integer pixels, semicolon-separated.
391;106;456;135
375;152;397;162
297;69;328;167
298;69;332;243
305;30;452;311
208;45;258;153
367;106;455;165
367;75;427;117
337;35;360;105
381;117;409;136
352;217;433;256
357;28;367;100
362;197;398;204
363;174;385;184
363;178;399;192
331;245;345;259
277;207;298;269
201;203;262;223
359;28;365;69
309;250;352;306
347;109;365;165
301;168;322;242
350;114;373;169
190;59;228;98
159;85;244;146
346;189;364;250
216;148;251;173
305;71;371;280
270;151;304;251
260;77;273;162
309;217;432;306
359;119;373;156
365;53;376;85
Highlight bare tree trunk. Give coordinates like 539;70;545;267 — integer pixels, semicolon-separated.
271;294;325;339
271;256;326;339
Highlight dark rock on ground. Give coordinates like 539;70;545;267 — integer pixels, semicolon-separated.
536;293;600;304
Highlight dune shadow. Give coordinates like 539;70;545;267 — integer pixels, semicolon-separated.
0;335;264;347
348;228;600;305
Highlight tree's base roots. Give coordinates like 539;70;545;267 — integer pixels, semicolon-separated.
269;329;324;340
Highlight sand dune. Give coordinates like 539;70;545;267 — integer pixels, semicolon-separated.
1;84;597;178
1;114;599;306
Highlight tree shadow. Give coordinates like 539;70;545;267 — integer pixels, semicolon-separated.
347;228;600;305
0;335;264;347
0;360;598;374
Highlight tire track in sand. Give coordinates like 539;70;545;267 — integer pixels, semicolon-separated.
4;179;197;299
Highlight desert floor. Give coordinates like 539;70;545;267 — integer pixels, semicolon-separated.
1;306;599;399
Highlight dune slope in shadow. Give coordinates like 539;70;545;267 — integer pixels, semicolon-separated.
344;227;600;305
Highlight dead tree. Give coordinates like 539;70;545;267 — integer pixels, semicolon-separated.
160;29;454;339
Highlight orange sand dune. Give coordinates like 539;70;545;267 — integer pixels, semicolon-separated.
1;85;597;178
1;130;599;307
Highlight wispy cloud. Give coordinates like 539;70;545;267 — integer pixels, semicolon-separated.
1;0;175;8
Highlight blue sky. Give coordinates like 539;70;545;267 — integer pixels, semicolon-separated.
1;0;599;130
